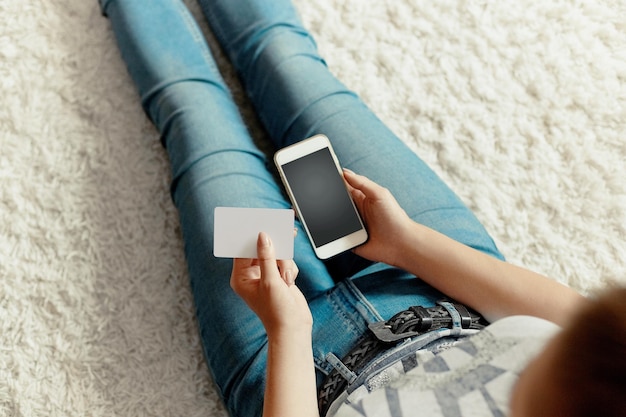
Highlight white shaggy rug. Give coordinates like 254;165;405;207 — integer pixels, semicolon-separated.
1;0;625;416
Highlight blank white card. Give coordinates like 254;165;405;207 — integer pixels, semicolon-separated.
213;207;294;260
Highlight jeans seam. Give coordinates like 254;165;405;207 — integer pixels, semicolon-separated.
177;1;221;75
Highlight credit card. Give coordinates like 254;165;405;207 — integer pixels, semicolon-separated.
213;207;294;259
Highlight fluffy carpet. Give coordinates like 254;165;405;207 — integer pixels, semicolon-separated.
1;0;625;416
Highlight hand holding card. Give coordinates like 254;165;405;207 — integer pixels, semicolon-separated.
213;207;295;260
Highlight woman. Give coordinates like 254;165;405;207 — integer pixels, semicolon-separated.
99;1;625;416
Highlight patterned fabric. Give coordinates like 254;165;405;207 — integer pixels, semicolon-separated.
332;316;559;417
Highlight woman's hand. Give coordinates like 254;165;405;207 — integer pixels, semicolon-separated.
344;170;586;325
230;232;312;338
231;232;318;417
343;169;414;267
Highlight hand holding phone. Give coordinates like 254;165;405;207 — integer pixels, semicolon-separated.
274;134;368;259
342;169;415;266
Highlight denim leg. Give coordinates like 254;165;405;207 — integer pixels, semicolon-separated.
102;1;505;415
195;0;504;388
197;0;505;270
100;1;337;416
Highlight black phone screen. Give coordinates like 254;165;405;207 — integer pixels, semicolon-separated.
282;148;363;247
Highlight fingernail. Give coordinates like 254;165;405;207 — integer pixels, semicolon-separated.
284;270;294;285
343;168;354;174
259;232;271;247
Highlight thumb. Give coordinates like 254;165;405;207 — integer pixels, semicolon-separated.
257;232;280;283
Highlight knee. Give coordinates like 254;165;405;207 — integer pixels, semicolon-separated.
237;23;322;78
143;78;233;132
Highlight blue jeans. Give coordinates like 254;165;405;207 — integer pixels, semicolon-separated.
100;1;504;416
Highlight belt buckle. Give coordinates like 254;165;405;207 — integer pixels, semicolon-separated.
368;306;434;342
368;321;420;343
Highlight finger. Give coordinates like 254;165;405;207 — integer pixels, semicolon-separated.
257;232;281;283
230;258;256;295
343;170;368;210
278;259;299;286
343;168;384;198
232;257;254;270
231;258;255;285
343;172;358;196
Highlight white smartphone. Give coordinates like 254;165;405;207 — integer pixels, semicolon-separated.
274;134;368;259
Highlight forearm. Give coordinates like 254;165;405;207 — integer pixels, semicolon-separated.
264;329;319;417
394;222;586;325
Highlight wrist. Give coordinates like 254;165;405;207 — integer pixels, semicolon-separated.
391;221;428;271
266;322;313;344
266;328;314;367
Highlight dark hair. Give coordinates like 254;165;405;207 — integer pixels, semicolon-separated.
552;286;626;417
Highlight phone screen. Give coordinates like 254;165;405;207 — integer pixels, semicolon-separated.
281;147;363;247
